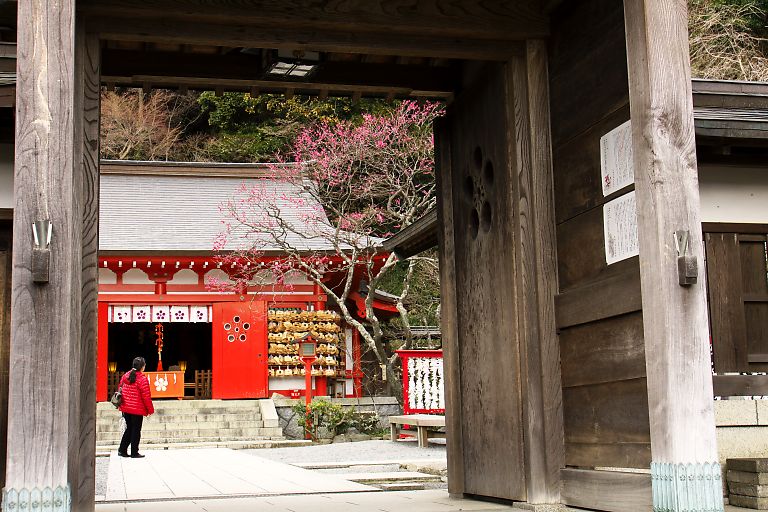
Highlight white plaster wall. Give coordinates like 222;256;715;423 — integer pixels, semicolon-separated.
205;269;233;285
168;268;199;285
98;268;117;285
122;268;152;285
269;376;315;391
0;143;14;209
699;165;768;223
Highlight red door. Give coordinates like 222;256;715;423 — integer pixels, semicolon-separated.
212;301;268;398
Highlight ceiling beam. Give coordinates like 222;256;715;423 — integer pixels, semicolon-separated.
79;0;549;41
85;15;529;60
100;48;459;97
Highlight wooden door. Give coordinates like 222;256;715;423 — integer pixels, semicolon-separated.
438;64;526;501
212;301;268;399
705;229;768;374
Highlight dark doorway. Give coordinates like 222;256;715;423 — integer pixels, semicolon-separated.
108;322;212;380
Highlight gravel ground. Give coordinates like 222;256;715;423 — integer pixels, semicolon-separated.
244;439;447;464
95;456;109;498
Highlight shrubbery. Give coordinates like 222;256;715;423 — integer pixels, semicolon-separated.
292;398;383;441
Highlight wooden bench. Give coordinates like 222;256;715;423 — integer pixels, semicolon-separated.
389;414;446;448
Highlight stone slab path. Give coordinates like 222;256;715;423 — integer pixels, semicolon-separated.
102;448;374;502
96;489;526;512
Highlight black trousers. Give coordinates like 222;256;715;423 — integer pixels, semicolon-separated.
118;413;144;456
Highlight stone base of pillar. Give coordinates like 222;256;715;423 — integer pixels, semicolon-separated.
1;485;70;512
651;462;724;512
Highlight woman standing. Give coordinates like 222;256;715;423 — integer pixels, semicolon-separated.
118;356;155;458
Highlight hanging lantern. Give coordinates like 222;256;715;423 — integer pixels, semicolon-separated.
155;323;164;371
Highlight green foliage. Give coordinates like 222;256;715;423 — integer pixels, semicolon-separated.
347;411;382;435
711;0;768;36
193;92;396;161
293;399;350;441
292;399;382;441
199;92;392;130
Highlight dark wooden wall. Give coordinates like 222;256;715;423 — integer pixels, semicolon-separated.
549;0;651;470
705;227;768;376
0;219;11;490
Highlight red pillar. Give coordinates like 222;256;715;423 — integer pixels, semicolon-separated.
97;303;109;401
154;279;167;295
352;329;363;397
315;376;328;396
313;282;324;311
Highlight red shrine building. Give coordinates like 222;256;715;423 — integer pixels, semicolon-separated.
96;160;396;402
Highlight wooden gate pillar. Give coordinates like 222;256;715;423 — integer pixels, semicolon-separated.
2;2;100;511
624;0;722;510
509;41;564;505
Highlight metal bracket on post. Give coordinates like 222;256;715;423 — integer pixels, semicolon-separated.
31;219;52;284
675;230;698;286
2;485;71;512
651;462;724;512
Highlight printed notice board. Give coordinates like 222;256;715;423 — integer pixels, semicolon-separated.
603;190;639;265
600;120;635;196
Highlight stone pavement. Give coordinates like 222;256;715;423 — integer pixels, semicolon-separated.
95;489;529;512
102;449;373;502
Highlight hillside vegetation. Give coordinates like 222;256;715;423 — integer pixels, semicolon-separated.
690;0;768;80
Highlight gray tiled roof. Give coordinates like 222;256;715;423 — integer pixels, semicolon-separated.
99;172;337;253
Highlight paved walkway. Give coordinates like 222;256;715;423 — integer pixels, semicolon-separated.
103;449;373;502
96;489;526;512
248;439;446;465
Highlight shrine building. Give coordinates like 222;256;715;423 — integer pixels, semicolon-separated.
96;159;395;403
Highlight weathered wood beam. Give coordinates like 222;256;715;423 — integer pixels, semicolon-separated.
712;375;768;396
434;115;465;497
85;16;529;60
71;23;100;512
507;39;564;504
624;0;723;509
79;0;549;41
4;1;98;510
103;74;454;100
8;0;78;497
100;48;459;98
560;468;652;512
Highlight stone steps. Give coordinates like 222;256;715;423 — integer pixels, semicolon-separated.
96;432;284;446
97;419;266;430
98;425;282;439
96;398;284;447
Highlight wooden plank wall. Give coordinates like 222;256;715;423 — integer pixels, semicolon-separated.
549;0;651;472
0;220;11;491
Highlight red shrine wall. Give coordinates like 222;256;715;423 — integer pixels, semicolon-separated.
97;256;362;401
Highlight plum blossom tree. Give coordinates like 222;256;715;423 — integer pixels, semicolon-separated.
213;100;442;400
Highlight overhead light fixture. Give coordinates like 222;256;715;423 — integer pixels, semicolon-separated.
264;49;320;80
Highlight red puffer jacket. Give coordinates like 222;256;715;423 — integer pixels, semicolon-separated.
118;371;155;416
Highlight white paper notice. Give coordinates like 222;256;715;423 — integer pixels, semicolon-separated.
600;120;635;196
603;191;639;265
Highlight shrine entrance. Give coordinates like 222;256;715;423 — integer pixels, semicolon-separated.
106;320;213;398
1;1;725;511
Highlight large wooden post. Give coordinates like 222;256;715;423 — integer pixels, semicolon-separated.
3;2;99;511
509;41;564;505
624;0;722;510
